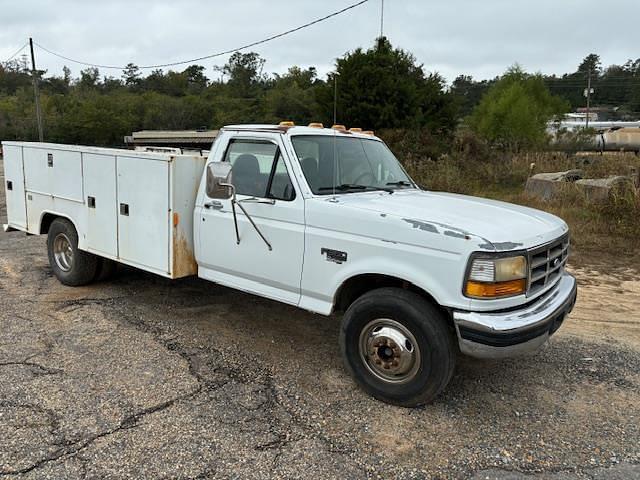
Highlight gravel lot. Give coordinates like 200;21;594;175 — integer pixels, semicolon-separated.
1;159;639;479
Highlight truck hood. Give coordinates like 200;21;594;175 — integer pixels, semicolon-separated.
313;189;568;251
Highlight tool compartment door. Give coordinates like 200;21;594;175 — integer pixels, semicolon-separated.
23;147;83;201
116;155;170;274
3;144;28;229
83;153;118;257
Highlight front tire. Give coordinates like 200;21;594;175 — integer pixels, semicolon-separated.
47;218;98;286
340;288;456;407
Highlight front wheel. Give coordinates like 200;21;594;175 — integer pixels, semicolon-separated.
47;218;98;286
340;288;456;407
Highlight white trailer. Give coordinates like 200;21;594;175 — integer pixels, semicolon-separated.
2;125;577;407
3;142;205;279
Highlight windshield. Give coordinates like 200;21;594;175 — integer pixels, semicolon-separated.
290;135;415;195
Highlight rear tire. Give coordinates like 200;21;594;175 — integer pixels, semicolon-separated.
340;287;456;407
47;218;98;286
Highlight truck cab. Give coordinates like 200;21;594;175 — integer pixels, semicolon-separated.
194;124;576;404
2;123;577;406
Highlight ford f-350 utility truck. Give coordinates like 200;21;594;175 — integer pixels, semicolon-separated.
2;123;577;406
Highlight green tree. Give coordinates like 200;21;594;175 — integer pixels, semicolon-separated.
469;65;569;151
78;68;100;90
264;66;321;124
0;60;32;95
578;54;602;75
317;37;456;131
122;63;141;88
451;75;494;117
218;52;266;97
183;65;208;93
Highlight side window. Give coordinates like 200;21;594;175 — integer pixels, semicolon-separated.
224;140;277;197
223;139;295;201
268;153;295;201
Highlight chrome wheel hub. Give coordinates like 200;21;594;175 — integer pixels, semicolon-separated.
359;319;421;384
53;233;73;272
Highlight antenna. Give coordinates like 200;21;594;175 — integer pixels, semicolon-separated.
333;74;338;125
585;68;593;129
380;0;384;37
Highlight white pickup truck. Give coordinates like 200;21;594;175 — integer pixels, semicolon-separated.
2;123;577;406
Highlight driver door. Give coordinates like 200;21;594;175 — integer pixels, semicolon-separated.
197;133;305;305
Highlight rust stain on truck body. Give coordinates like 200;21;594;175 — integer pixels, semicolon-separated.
172;228;198;279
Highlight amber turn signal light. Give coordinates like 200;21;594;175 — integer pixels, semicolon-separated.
465;279;526;298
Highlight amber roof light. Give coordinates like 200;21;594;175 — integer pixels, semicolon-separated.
331;124;346;131
308;122;324;128
279;121;295;127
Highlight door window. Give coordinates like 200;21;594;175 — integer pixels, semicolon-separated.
267;153;295;201
223;140;295;201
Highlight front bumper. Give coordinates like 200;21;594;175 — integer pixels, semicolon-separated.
453;272;577;359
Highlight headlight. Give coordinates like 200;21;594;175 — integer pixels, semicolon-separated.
465;255;527;298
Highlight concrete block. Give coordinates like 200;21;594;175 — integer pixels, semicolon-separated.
525;170;584;200
575;176;636;203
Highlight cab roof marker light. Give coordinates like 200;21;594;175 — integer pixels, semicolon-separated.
279;121;295;127
362;130;375;136
331;124;346;131
349;127;363;133
308;122;324;128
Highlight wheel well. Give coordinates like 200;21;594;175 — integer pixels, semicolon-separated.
39;213;73;235
334;274;442;314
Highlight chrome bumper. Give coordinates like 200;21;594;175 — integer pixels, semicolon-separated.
453;272;577;359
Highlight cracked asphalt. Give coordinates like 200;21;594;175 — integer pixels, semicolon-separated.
1;158;639;479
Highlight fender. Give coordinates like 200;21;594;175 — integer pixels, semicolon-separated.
299;252;462;315
38;211;86;250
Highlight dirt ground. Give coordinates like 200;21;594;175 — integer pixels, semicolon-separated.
0;159;639;479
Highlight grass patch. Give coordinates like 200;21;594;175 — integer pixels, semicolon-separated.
400;152;640;268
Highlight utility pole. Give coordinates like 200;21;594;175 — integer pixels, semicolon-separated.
380;0;385;38
29;38;44;142
585;68;592;129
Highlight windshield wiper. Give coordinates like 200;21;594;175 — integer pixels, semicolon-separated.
385;180;414;188
318;184;394;194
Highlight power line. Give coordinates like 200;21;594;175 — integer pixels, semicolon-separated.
2;43;28;64
34;0;371;71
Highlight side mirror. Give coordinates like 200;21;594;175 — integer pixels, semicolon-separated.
206;162;233;199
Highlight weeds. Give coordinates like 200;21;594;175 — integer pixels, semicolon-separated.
398;151;640;266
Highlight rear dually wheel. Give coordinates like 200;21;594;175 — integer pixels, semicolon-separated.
47;218;98;286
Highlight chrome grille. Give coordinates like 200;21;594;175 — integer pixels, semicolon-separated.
527;234;569;296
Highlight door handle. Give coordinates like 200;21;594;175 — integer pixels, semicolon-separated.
204;200;223;210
